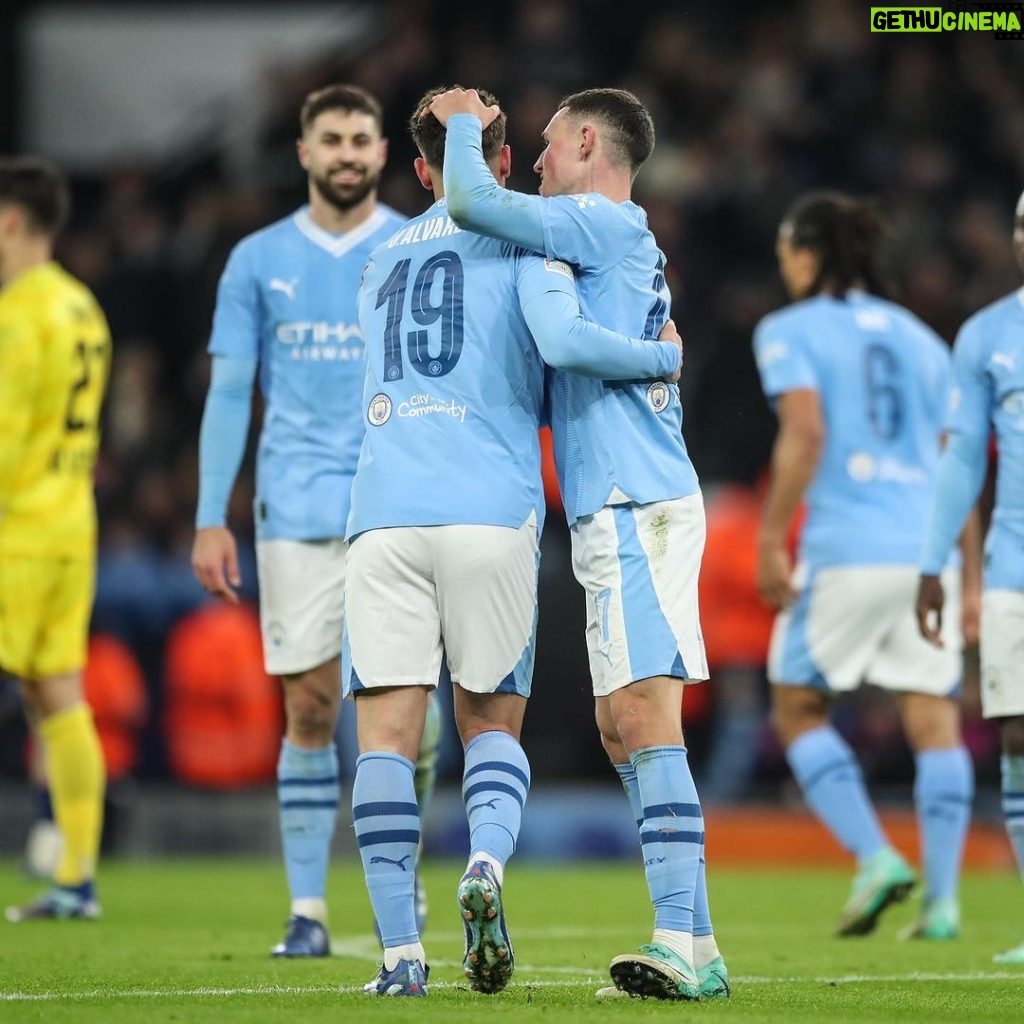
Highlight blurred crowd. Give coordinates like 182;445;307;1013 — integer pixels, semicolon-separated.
3;0;1020;794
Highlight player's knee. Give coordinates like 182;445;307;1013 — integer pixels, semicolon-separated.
283;680;336;743
900;693;960;752
771;688;826;747
594;700;620;750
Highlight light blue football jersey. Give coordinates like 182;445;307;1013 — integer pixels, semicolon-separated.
539;196;701;523
347;199;552;537
754;290;952;567
440;114;700;524
208;204;404;540
946;288;1024;588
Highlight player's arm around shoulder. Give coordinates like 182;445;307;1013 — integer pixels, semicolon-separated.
514;251;681;381
432;96;548;254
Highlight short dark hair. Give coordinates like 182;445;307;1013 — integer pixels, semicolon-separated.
783;191;889;296
410;86;507;169
300;84;384;135
0;156;70;236
557;88;655;172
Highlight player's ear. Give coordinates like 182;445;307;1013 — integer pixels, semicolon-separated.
413;157;434;192
296;137;311;172
579;124;596;161
498;144;511;182
0;204;22;237
378;137;389;166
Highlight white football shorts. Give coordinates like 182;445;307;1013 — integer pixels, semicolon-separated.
768;563;962;696
256;538;346;676
343;517;539;698
570;494;709;698
980;589;1024;719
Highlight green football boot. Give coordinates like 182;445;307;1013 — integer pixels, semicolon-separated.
897;896;959;940
993;941;1024;964
836;847;916;937
597;952;729;1000
608;942;701;1001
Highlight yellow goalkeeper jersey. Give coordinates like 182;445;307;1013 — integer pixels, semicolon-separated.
0;261;111;557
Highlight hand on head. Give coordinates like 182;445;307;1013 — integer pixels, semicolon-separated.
427;88;501;129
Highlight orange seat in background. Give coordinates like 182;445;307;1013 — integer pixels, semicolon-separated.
698;483;777;670
163;603;283;789
82;632;148;780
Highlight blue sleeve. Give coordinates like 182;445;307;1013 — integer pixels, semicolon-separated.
753;316;818;399
919;433;988;574
945;319;993;435
208;241;261;358
515;253;679;379
919;324;992;573
195;355;257;528
444;114;547;253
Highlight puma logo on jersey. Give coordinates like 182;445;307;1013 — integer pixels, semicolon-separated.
269;277;299;300
991;352;1016;372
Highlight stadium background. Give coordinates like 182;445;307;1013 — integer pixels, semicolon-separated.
0;0;1021;859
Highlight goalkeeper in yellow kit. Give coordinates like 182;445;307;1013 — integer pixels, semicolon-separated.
0;157;111;921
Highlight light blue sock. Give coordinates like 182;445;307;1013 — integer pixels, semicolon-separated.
631;745;702;933
915;746;973;903
1001;755;1024;879
693;854;712;937
613;761;643;829
787;726;887;862
352;752;420;946
463;731;530;865
277;741;339;905
616;759;714;936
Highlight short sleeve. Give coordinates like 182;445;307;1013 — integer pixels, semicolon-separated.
538;195;646;274
208;241;261;359
752;317;818;399
946;319;993;438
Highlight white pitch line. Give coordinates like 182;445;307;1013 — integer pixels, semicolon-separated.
2;971;1023;1002
330;935;610;974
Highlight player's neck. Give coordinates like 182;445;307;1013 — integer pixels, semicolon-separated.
572;163;631;204
0;240;52;286
306;191;379;235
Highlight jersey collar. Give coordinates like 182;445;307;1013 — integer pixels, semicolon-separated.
293;205;390;258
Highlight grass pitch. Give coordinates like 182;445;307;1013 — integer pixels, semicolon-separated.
1;858;1021;1023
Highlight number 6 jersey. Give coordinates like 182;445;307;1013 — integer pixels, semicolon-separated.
0;262;111;558
753;290;952;568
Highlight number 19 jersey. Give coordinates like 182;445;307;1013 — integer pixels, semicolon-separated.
0;262;111;558
348;198;550;538
754;290;951;567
